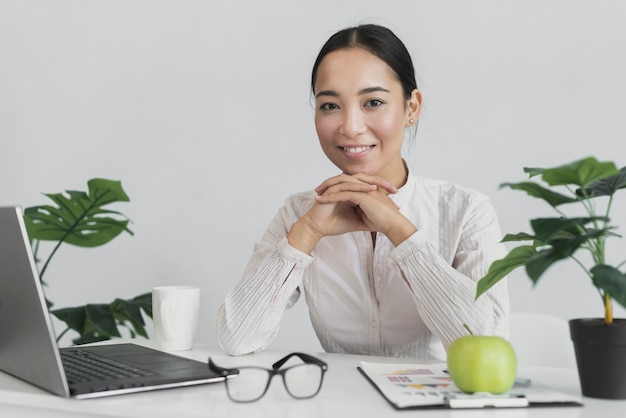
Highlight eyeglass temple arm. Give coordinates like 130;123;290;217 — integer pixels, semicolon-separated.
272;352;328;370
208;358;240;377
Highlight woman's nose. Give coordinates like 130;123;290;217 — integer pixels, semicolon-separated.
339;108;366;138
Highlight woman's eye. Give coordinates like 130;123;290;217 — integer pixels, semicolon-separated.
365;99;384;108
319;103;339;111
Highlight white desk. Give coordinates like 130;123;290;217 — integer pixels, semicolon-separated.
0;340;621;417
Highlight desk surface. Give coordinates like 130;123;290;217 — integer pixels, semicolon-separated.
0;340;620;418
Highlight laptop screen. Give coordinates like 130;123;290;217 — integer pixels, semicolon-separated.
0;206;70;396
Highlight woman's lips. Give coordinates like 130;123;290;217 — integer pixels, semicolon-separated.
340;145;374;158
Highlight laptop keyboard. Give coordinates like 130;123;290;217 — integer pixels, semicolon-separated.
61;349;156;383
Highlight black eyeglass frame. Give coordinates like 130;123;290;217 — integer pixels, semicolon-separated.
208;352;328;403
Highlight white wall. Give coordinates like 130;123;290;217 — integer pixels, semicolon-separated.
2;0;626;351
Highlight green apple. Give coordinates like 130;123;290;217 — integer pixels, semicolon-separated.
446;334;517;394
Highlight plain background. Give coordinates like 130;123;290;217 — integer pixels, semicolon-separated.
2;0;626;351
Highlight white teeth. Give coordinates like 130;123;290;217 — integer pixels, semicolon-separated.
343;146;370;153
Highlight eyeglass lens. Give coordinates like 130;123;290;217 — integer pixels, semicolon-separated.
226;368;270;402
283;364;323;398
225;364;323;402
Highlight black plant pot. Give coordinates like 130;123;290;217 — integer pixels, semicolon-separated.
569;318;626;399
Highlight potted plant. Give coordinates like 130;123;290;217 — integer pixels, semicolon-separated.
475;157;626;399
25;178;153;345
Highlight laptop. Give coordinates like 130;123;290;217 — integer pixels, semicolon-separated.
0;205;226;399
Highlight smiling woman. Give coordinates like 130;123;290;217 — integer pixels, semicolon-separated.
313;47;420;191
216;24;510;360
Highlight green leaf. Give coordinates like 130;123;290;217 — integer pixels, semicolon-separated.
525;247;568;283
501;181;576;207
476;246;536;299
578;166;626;198
530;217;608;242
51;306;87;334
87;178;130;205
524;228;609;283
51;292;152;345
591;265;626;309
523;166;544;178
501;232;537;243
537;157;619;188
24;178;133;248
132;292;154;318
110;298;148;338
84;304;121;338
550;232;607;255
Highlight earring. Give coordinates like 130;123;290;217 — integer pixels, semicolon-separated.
409;119;415;125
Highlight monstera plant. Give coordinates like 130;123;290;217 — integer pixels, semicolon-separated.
25;178;152;345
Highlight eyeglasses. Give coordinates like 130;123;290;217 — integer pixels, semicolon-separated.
208;352;328;403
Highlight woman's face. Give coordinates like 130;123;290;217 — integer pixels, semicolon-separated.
313;47;421;187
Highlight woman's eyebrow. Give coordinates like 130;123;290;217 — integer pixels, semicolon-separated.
315;86;390;99
315;90;339;98
358;86;390;95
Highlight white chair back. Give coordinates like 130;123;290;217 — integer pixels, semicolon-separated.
509;312;577;368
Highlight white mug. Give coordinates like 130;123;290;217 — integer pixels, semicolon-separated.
152;286;200;351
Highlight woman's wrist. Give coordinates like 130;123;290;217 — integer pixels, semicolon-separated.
287;218;323;255
383;217;418;247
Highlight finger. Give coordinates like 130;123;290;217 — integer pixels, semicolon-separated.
315;190;361;205
316;189;400;213
351;173;398;194
318;183;378;196
315;175;376;195
315;173;397;195
314;190;380;208
315;174;366;194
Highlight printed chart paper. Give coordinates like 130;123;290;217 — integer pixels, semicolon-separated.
358;361;583;409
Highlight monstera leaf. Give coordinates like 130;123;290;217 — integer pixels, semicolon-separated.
24;178;133;247
23;178;152;345
24;178;134;278
52;293;153;345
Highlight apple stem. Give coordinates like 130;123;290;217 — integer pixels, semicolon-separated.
463;323;474;335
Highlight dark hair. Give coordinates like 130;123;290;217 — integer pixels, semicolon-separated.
311;24;418;99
